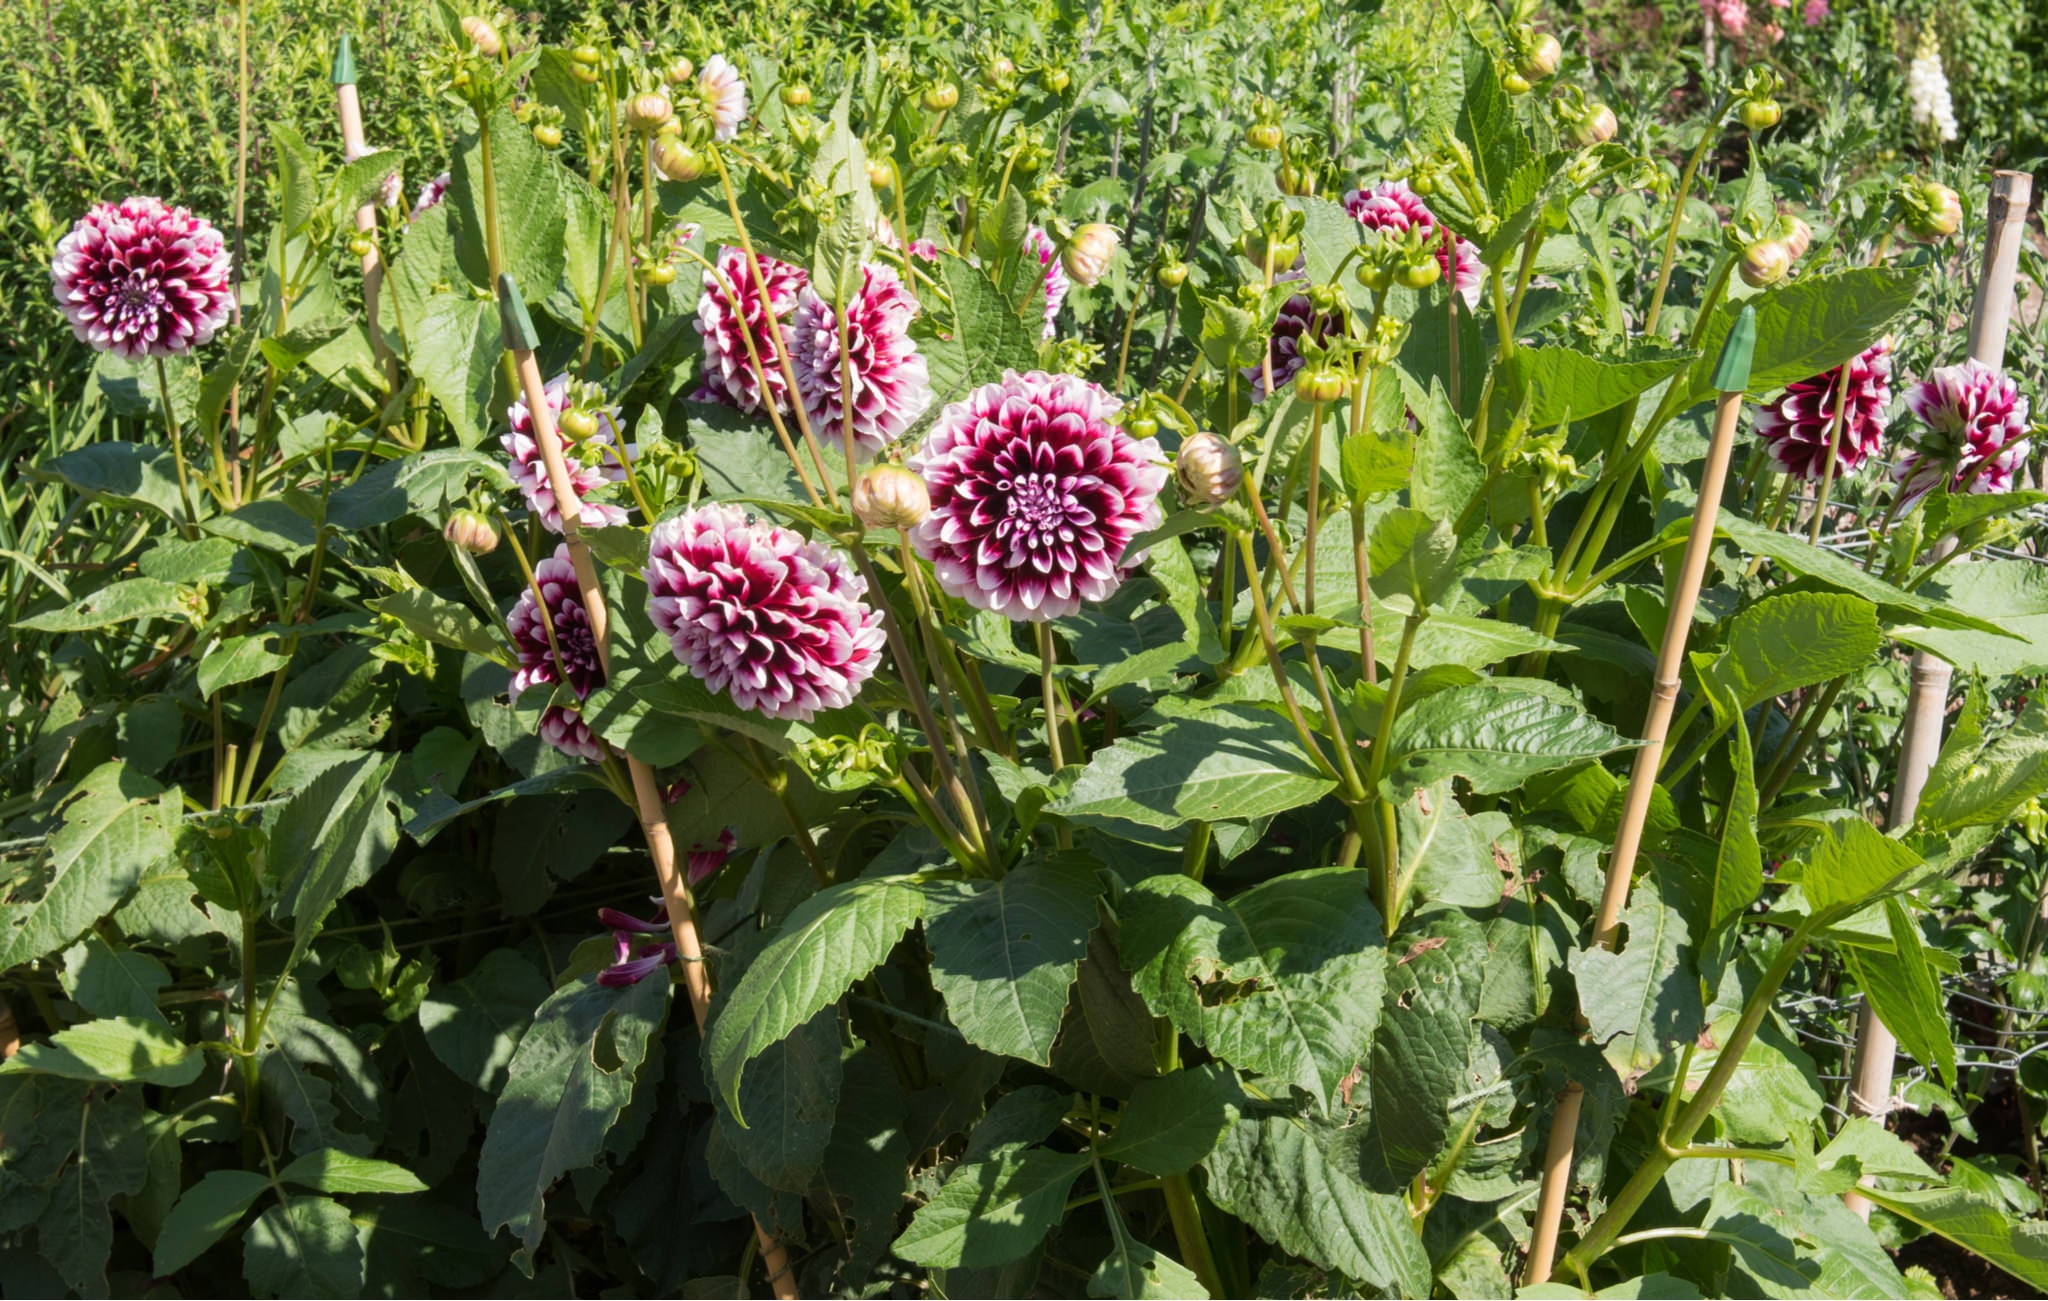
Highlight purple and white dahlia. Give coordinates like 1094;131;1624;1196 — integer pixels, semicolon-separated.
1342;180;1482;309
790;263;932;456
501;376;629;533
693;246;809;414
1895;359;2033;502
1754;339;1893;481
1025;226;1069;339
1247;293;1341;401
908;370;1168;621
52;197;233;358
508;544;608;761
644;503;885;721
410;172;451;222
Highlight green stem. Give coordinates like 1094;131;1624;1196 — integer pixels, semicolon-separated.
1161;1174;1227;1300
1643;93;1731;339
154;356;201;538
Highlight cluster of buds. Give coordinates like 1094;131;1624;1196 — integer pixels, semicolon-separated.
1553;85;1617;147
1238;200;1305;276
1037;63;1072;97
1277;138;1320;198
798;727;896;790
779;81;812;109
1355;225;1447;292
1509;427;1579;498
567;39;606;85
922;82;959;112
1503;24;1562;95
1898;178;1963;242
1243;96;1284;152
1736;206;1818;288
521;103;566;150
1736;66;1783;131
981;55;1019;94
1175;432;1244;508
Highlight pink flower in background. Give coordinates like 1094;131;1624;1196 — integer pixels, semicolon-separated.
645;503;885;721
790;263;933;456
1341;181;1482;308
1754;340;1893;481
1895;359;2033;502
688;827;738;885
501;376;629;533
52;197;233;358
699;54;748;141
693;246;809;414
1702;0;1749;35
597;902;676;987
1247;294;1341;401
1801;0;1828;25
410;171;451;221
1024;226;1069;338
909;370;1168;621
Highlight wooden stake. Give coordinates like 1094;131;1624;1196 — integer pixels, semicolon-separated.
332;37;400;395
497;276;799;1300
1523;307;1758;1286
1845;169;2034;1218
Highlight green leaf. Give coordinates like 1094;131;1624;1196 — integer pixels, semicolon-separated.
417;949;549;1092
891;1148;1091;1268
17;577;190;631
1919;696;2048;832
1894;559;2048;676
271;752;401;956
1380;680;1631;799
451;108;565;305
1202;1112;1430;1297
198;634;292;697
1119;867;1386;1111
930;253;1043;408
476;973;667;1265
370;587;506;661
714;1007;843;1193
1089;1240;1208;1299
1409;379;1486;526
1100;1063;1249;1176
1700;592;1881;711
203;499;322;558
59;936;169;1025
1679;268;1923;411
0;764;174;970
1853;1187;2048;1291
926;857;1102;1065
277;1150;428;1195
244;1195;365;1299
1708;686;1762;929
271;125;321;235
1499;344;1696;428
707;874;928;1116
36;441;188;519
37;1088;148;1292
1714;512;2003;635
408;295;500;448
1050;701;1337;831
1840;900;1955;1090
1569;873;1702;1071
153;1169;272;1275
1799;819;1924;918
1368;508;1461;608
2;1016;201;1087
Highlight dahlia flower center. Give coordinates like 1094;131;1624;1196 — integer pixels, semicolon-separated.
556;607;601;686
1000;471;1094;547
113;271;166;317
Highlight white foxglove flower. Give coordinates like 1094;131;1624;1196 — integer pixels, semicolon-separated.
1906;32;1958;143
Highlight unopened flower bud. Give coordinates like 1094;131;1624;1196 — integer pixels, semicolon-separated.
1176;433;1243;507
982;57;1016;88
1783;216;1812;260
1568;103;1617;146
651;136;705;182
781;82;812;108
627;92;673;133
1739;240;1792;288
1520;31;1562;81
1903;180;1962;241
461;15;503;59
923;82;959;111
1062;223;1120;287
852;464;931;529
444;509;498;555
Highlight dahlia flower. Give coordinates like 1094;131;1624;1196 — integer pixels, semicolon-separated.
644;503;885;721
790;263;932;457
1754;340;1893;481
693;246;809;414
509;543;606;701
1246;294;1341;401
908;370;1168;621
1906;33;1959;143
699;54;748;142
1025;226;1069;339
52;198;233;359
597;902;675;987
688;827;738;885
1894;360;2032;502
540;707;607;762
1342;181;1482;309
411;172;451;222
501;376;629;533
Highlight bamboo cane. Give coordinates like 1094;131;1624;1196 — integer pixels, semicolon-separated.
331;37;400;395
1844;169;2034;1219
496;276;799;1300
1523;306;1758;1286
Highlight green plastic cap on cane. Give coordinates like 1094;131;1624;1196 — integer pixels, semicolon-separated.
496;273;539;352
1711;304;1757;393
332;35;357;86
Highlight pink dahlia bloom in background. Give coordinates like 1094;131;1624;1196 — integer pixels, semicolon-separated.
790;263;932;456
644;503;885;721
508;543;609;761
694;246;809;414
909;370;1168;621
52;197;233;358
1247;294;1341;401
1801;0;1828;25
501;376;629;533
1024;226;1069;338
1754;340;1893;481
1894;359;2033;502
699;54;748;141
1703;0;1749;35
1342;181;1482;309
872;214;940;262
410;172;451;222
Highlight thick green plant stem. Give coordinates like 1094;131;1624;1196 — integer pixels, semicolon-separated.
1161;1173;1227;1298
154;356;201;538
1560;921;1814;1275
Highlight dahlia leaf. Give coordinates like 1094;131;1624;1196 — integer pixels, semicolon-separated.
706;874;929;1117
1498;342;1697;428
925;856;1102;1065
1714;510;2007;635
1918;695;2048;832
0;763;173;972
1840;900;1956;1091
712;1007;842;1193
1099;1062;1250;1177
1049;701;1337;831
1379;679;1633;799
1680;267;1922;411
1568;872;1702;1070
242;1195;365;1299
1118;867;1386;1111
450;107;566;303
891;1147;1090;1268
1698;590;1882;713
